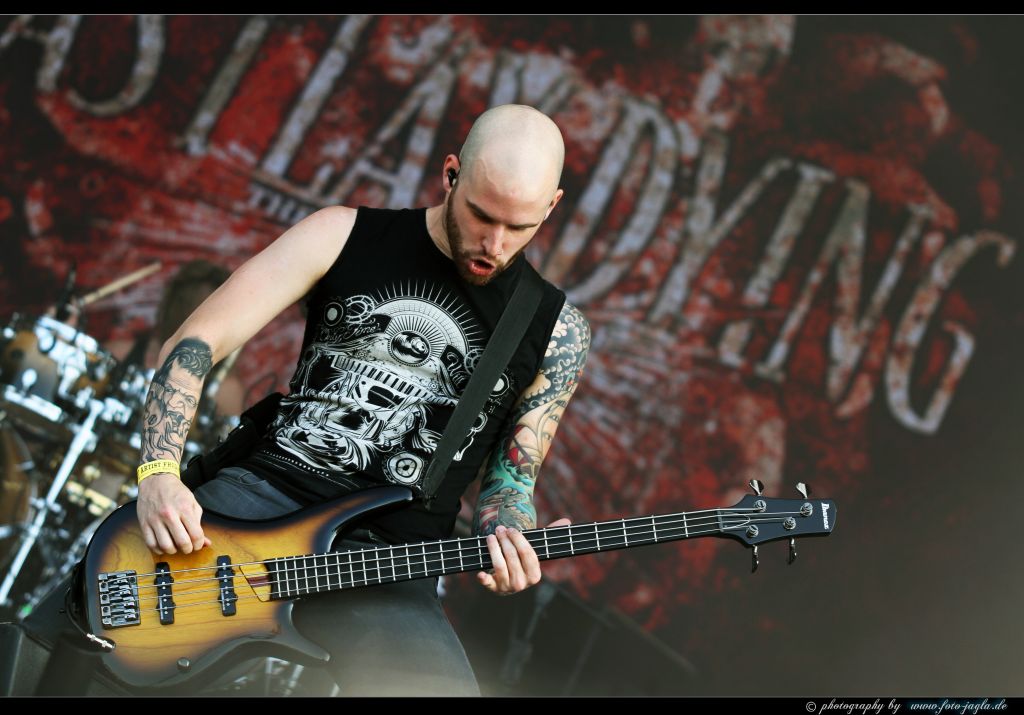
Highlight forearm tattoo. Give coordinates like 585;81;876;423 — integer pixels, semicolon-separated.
140;337;213;463
474;302;591;535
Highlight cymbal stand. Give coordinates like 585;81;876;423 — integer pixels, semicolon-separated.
0;398;104;607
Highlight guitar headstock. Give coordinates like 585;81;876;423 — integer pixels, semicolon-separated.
725;480;837;571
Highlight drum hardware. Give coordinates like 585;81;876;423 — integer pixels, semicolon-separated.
0;398;104;607
0;261;178;616
9;511;103;622
0;412;36;551
64;482;119;519
52;263;77;324
0;314;117;438
1;385;67;435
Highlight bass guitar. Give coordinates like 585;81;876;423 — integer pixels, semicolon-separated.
74;480;836;691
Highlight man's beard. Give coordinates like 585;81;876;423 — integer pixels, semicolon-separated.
445;188;524;286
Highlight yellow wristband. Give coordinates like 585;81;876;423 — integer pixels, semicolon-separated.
137;459;180;484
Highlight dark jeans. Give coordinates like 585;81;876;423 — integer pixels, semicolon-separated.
16;467;480;696
191;467;481;696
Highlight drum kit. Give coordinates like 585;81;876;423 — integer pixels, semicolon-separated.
0;263;237;622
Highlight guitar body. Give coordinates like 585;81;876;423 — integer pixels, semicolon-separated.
77;486;413;692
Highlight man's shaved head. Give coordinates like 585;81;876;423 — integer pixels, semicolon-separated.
457;104;564;204
429;104;566;285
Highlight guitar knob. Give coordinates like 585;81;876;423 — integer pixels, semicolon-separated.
749;479;764;496
750;545;759;573
788;537;797;565
796;482;810;500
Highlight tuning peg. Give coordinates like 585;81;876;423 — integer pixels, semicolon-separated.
751;545;759;573
796;482;810;499
788;537;797;565
749;479;764;496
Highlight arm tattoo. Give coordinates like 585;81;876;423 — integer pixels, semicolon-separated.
473;302;591;535
140;337;214;464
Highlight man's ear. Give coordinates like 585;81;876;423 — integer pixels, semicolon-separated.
544;188;565;221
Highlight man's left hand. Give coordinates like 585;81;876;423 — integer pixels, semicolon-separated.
476;518;571;595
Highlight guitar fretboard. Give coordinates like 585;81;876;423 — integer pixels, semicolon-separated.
266;507;759;599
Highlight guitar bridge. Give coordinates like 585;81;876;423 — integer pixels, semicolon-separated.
97;570;140;628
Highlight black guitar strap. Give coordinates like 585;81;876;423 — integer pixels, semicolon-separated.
420;265;544;511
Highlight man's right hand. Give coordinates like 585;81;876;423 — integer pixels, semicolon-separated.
137;473;212;555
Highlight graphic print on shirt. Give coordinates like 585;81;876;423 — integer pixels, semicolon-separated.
272;282;515;488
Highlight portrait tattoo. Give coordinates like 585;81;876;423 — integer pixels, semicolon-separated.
141;337;214;463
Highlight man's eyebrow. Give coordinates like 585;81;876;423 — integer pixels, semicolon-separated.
465;199;540;230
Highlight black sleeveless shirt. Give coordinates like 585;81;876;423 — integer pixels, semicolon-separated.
238;206;565;543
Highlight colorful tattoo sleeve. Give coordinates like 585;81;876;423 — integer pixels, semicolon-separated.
473;301;591;536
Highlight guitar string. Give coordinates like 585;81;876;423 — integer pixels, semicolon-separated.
120;514;800;610
122;508;784;592
138;514;797;614
123;510;804;602
119;506;801;582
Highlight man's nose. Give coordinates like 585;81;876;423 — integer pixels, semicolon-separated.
482;227;505;257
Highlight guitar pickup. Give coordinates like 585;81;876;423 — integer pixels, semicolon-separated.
154;562;175;625
97;570;139;628
216;556;238;617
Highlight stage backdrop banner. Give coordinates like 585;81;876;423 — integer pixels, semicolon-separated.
0;16;1020;694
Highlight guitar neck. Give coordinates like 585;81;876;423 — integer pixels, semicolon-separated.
266;508;744;599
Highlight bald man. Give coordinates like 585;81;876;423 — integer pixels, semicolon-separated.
126;104;591;695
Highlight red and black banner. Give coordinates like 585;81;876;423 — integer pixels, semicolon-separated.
0;16;1020;694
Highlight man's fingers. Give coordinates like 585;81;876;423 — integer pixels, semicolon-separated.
496;526;528;590
181;513;207;553
164;517;194;554
482;525;561;594
484;526;549;591
486;533;508;587
507;528;542;585
151;522;177;555
143;515;210;555
141;524;159;554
